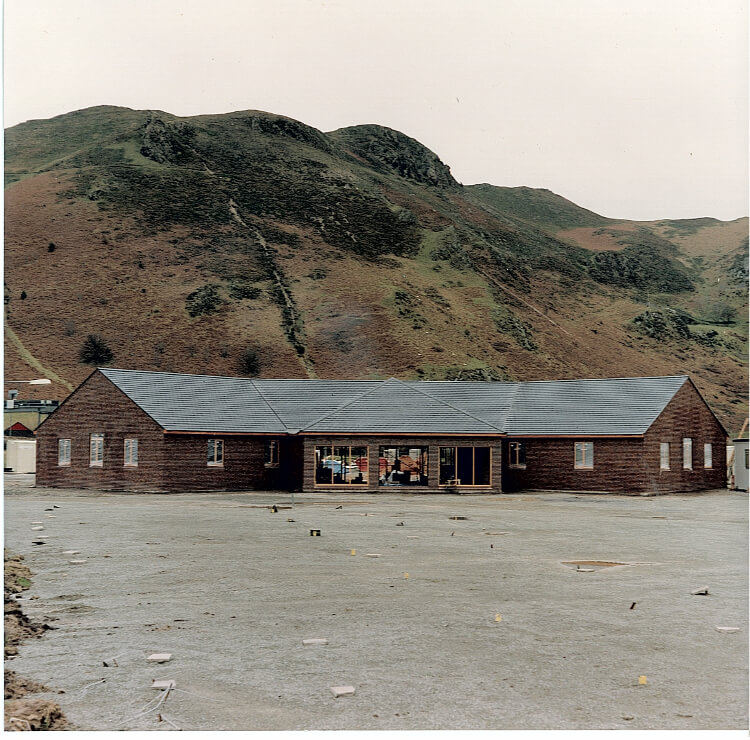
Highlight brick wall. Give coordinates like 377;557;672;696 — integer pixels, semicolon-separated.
35;371;166;491
501;437;646;493
643;379;727;492
159;434;269;491
300;436;503;493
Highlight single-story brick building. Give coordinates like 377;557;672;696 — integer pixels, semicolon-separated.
34;369;727;494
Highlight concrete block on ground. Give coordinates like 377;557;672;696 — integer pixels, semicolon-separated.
62;550;80;555
31;521;43;525
691;587;709;595
365;553;382;558
330;685;355;697
69;559;87;564
302;638;328;646
147;653;173;662
31;526;44;531
152;680;176;690
715;626;740;633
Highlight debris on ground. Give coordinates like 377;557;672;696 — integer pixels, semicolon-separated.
691;587;709;596
152;680;176;690
330;685;355;697
715;626;739;633
147;653;173;662
302;638;328;646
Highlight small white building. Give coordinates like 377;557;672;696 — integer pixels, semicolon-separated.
4;437;37;473
732;438;749;491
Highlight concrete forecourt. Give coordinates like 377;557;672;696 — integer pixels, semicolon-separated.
4;479;747;731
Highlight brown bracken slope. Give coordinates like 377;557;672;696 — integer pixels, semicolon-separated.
4;106;747;432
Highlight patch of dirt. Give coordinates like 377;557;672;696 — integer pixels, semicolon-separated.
4;669;50;699
4;551;68;730
4;698;67;731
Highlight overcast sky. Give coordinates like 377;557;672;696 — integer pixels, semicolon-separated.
3;0;748;221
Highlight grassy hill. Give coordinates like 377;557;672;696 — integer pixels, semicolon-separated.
4;106;747;432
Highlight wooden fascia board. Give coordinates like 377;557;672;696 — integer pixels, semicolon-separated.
163;430;283;436
297;431;505;437
505;434;644;439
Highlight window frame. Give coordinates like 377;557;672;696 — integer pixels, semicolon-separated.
264;439;280;468
124;438;139;467
682;437;693;470
439;446;492;487
574;441;594;470
89;433;104;467
659;442;670;471
207;438;224;467
58;438;71;467
508;441;526;469
314;445;369;486
703;443;712;469
378;446;429;487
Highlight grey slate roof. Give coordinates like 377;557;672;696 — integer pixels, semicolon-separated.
98;368;690;436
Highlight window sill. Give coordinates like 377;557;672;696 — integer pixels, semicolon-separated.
509;464;526;470
207;463;224;468
264;463;279;469
438;484;493;488
89;463;103;468
574;466;594;470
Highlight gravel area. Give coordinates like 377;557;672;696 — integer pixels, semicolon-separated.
4;481;748;731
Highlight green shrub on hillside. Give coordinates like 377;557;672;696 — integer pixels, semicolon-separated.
186;284;223;317
589;245;693;293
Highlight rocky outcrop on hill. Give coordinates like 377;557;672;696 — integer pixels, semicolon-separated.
330;124;459;189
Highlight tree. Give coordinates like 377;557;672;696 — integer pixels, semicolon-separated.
79;334;114;365
237;347;261;377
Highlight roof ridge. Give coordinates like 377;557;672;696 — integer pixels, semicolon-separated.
510;374;689;385
249;379;291;431
399;379;505;432
298;378;390;431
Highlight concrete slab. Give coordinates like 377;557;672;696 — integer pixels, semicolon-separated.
3;486;747;731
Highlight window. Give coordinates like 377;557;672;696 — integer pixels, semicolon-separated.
574;442;593;469
682;438;692;470
89;434;104;467
704;443;712;469
379;446;428;486
58;439;71;467
315;446;368;485
440;447;491;486
660;442;670;470
124;438;138;467
207;438;224;466
264;440;279;467
509;442;526;468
